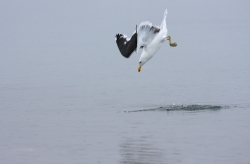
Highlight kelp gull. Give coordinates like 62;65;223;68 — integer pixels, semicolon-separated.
115;9;177;72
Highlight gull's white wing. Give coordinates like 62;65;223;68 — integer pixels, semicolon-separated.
136;21;160;52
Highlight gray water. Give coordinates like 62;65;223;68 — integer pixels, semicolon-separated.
1;1;250;164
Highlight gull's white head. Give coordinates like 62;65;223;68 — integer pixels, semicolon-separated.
138;51;152;72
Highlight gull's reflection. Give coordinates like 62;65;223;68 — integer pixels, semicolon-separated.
119;137;166;164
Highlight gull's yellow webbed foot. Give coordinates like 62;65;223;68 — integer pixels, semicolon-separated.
167;36;177;47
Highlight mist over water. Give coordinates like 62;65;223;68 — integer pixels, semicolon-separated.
1;0;250;164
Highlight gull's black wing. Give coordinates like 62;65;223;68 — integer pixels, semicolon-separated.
115;31;137;58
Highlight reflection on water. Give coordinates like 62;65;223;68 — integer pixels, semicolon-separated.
119;137;174;164
126;104;227;113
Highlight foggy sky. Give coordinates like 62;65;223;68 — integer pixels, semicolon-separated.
1;0;249;58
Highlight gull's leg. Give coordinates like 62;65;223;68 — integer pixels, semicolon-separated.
166;36;177;47
164;36;169;41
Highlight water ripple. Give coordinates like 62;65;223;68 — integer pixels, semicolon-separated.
126;105;229;113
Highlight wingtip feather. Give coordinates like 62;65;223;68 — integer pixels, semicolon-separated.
165;9;168;16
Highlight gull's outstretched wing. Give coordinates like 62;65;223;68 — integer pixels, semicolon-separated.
136;21;160;51
115;32;137;58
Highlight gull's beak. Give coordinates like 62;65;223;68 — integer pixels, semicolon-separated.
138;65;142;72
